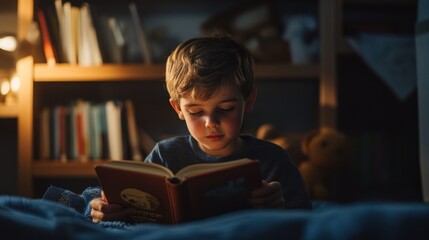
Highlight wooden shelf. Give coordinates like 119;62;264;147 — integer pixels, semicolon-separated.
34;64;166;82
33;63;320;82
33;161;106;177
0;103;18;118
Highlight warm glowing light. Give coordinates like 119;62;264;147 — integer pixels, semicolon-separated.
10;75;20;93
0;79;10;96
0;36;17;52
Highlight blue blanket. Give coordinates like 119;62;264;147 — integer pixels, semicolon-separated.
1;195;429;239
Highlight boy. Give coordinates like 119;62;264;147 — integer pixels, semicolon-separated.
90;34;311;222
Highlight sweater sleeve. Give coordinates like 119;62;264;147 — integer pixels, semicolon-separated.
82;187;103;220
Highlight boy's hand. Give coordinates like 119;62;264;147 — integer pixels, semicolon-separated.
248;180;285;209
90;191;134;222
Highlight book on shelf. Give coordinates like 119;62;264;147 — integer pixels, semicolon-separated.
37;99;148;161
75;100;89;161
67;101;78;160
36;9;57;65
51;106;60;160
105;100;123;161
62;1;77;64
78;3;103;66
39;0;66;63
89;103;102;160
125;100;143;161
39;107;51;160
58;105;68;162
95;158;262;224
89;2;128;63
129;2;153;64
107;16;127;63
102;2;144;63
54;0;66;62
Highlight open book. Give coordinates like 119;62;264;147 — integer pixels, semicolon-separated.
95;158;262;224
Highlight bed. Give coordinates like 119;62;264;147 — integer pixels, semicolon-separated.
1;186;429;240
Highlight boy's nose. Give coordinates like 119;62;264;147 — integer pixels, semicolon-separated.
205;115;220;129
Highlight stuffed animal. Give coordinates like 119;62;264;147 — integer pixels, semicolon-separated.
299;128;349;200
256;124;290;151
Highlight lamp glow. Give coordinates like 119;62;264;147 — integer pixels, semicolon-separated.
10;75;20;93
0;79;10;96
0;36;17;52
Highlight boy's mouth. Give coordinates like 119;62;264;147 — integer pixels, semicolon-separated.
206;134;223;141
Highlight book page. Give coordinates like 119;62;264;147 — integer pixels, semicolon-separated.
175;158;253;179
101;160;174;177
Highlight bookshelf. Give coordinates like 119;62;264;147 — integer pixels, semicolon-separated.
16;0;338;197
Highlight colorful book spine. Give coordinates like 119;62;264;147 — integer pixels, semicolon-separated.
37;9;56;65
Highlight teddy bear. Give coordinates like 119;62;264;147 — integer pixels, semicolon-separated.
256;124;349;200
256;124;290;150
299;127;349;200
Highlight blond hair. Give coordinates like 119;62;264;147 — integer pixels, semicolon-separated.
165;34;254;103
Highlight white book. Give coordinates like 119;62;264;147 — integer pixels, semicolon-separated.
106;101;123;160
79;3;103;66
62;2;77;64
86;3;103;65
77;5;92;66
78;4;92;66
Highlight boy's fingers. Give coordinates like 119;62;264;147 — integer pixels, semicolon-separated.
248;181;285;208
251;181;281;197
100;202;124;213
90;198;122;213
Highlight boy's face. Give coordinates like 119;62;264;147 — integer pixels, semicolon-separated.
170;85;256;157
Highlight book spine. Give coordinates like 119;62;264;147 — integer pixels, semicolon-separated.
119;101;130;160
52;106;59;160
106;100;123;160
129;2;152;64
165;179;190;224
37;9;57;65
125;100;143;161
39;107;51;159
54;0;67;62
59;105;67;162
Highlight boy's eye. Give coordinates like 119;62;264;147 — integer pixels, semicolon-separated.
188;110;203;116
219;107;234;112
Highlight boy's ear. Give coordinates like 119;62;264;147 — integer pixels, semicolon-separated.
169;98;185;120
244;88;257;113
